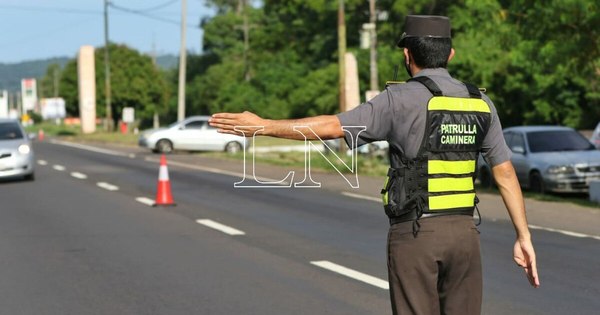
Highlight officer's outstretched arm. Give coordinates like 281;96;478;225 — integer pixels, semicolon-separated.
209;111;345;140
492;161;540;288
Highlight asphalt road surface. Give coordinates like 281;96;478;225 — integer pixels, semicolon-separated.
0;140;598;315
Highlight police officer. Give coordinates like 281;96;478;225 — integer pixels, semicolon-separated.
209;14;539;315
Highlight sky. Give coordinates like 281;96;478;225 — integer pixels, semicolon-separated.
0;0;216;63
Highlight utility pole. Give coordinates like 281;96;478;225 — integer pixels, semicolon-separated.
369;0;378;91
338;0;346;113
338;0;346;153
242;0;250;81
103;0;113;131
53;66;59;97
177;0;188;122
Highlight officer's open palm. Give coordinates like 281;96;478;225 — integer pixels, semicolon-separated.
513;239;540;288
209;111;265;137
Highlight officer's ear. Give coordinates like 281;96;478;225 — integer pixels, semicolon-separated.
448;48;455;63
403;48;410;65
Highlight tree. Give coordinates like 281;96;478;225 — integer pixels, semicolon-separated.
59;44;170;128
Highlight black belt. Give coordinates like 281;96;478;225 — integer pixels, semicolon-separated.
389;209;474;226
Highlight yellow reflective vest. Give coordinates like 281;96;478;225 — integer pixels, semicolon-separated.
381;76;491;222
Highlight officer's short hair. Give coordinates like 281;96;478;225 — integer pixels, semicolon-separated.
404;37;452;69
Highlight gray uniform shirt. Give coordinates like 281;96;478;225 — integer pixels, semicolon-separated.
337;68;511;169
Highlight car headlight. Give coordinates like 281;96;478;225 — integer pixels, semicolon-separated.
547;165;575;174
18;144;31;155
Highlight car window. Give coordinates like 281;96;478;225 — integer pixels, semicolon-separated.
0;122;24;140
184;120;206;129
503;132;514;148
527;130;595;153
512;133;525;151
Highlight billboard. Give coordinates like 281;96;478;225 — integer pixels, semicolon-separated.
21;78;38;113
0;90;7;118
40;98;66;120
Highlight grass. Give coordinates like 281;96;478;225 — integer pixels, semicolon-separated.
475;184;600;209
26;122;138;146
207;150;390;177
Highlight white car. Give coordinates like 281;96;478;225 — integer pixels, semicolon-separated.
138;116;249;154
0;119;35;181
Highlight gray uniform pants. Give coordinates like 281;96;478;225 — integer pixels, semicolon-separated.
387;215;482;315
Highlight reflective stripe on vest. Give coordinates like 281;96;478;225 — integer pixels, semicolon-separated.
425;96;489;211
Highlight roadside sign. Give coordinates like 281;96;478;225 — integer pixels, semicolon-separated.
122;107;135;123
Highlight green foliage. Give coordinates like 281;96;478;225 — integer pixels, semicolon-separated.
55;44;169;128
44;0;600;130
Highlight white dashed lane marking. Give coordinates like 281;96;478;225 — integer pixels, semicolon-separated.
70;172;88;179
53;165;66;171
96;182;119;191
37;160;48;165
310;260;389;290
196;219;246;236
135;197;155;206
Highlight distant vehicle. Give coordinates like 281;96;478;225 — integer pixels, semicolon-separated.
0;119;35;181
138;116;249;154
477;126;600;193
323;139;389;157
591;122;600;149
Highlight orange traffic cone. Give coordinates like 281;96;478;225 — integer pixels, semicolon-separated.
38;129;45;141
154;154;176;206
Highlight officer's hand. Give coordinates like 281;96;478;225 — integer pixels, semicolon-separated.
513;238;540;288
209;111;266;137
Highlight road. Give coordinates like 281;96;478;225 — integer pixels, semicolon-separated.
0;140;598;314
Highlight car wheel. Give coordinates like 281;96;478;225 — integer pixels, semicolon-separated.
156;139;173;154
24;173;35;181
225;141;242;154
529;171;545;194
478;167;493;188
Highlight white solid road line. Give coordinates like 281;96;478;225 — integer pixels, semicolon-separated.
37;160;48;165
50;139;133;158
341;191;380;203
310;260;389;290
342;193;600;241
528;224;600;241
135;197;155;206
70;172;88;179
53;165;66;171
145;157;286;184
196;219;246;236
96;182;119;191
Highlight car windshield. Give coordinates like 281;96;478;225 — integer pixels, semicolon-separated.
527;130;595;153
0;122;24;140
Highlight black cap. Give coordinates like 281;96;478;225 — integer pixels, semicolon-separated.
397;15;451;48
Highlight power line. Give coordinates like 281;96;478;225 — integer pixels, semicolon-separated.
0;4;101;15
109;3;200;28
112;0;179;13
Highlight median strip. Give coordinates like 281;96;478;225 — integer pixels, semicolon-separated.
310;260;389;290
196;219;245;236
96;182;119;191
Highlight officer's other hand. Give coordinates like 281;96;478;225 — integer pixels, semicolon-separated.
209;111;265;137
513;239;540;288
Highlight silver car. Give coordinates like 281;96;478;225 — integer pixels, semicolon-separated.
138;116;249;154
0;119;35;181
478;126;600;193
591;122;600;149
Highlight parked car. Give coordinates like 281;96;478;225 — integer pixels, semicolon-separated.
477;126;600;193
591;122;600;149
138;116;249;154
0;119;35;181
